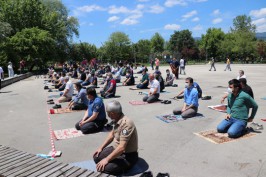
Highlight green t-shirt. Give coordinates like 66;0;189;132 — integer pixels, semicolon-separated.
227;91;258;121
141;73;149;84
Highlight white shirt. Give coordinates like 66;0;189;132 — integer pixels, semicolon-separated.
150;79;160;94
8;64;13;70
59;77;65;84
236;75;246;80
0;67;3;79
65;80;74;98
180;59;185;67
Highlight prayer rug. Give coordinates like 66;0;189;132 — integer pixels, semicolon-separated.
129;100;160;105
156;114;184;123
48;95;60;99
208;104;227;113
129;88;141;90
49;108;83;114
194;129;256;144
156;113;205;123
53;128;84;140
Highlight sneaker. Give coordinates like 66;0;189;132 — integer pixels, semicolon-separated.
156;173;170;177
44;86;49;90
53;104;62;109
249;122;263;130
164;100;171;104
140;171;153;177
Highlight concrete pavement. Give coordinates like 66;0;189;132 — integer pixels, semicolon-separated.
0;63;265;177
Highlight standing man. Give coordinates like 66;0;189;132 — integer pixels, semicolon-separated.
143;73;160;103
155;58;160;70
75;87;107;134
170;58;180;79
209;57;216;71
217;79;258;138
0;66;4;90
179;57;186;75
224;57;232;71
8;62;14;78
93;100;138;176
150;58;154;70
173;77;199;118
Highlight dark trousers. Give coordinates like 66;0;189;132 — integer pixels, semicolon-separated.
75;119;107;134
94;146;138;176
143;93;160;103
58;84;65;91
72;103;88;110
0;79;1;90
100;90;115;98
136;83;148;89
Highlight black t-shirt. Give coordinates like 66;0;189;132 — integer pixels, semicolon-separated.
242;85;254;98
80;73;86;81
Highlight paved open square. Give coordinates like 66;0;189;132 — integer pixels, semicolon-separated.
0;64;265;177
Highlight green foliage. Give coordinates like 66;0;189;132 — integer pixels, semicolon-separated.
151;32;165;55
231;15;256;33
169;30;197;59
101;32;132;63
7;27;56;69
0;0;79;66
69;42;98;61
199;28;225;58
135;39;151;63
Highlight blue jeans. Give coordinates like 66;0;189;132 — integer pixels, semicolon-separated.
217;117;247;138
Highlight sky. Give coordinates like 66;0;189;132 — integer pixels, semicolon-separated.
62;0;266;47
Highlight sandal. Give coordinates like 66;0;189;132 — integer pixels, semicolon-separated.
161;100;167;103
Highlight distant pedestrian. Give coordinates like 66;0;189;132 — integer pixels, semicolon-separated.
8;62;14;77
224;57;231;71
180;57;186;75
0;66;4;90
155;58;160;70
150;58;154;70
209;57;216;71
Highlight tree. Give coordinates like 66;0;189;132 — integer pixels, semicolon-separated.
135;39;151;63
0;22;12;42
257;40;266;59
0;0;79;65
150;32;165;56
102;32;132;63
168;30;196;59
231;15;256;33
7;27;56;70
199;28;225;59
69;42;98;62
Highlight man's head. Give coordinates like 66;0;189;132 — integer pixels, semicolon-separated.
149;73;155;81
64;76;69;82
239;78;247;87
74;82;83;91
239;70;244;77
106;72;113;80
166;69;170;75
228;79;241;94
86;87;97;100
142;68;146;74
185;77;193;88
106;100;123;121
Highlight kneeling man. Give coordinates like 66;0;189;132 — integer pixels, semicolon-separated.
75;88;107;134
143;73;160;103
93;100;138;176
217;79;258;138
173;77;199;118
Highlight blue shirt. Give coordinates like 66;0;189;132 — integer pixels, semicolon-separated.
73;88;88;105
87;97;106;121
184;86;199;107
